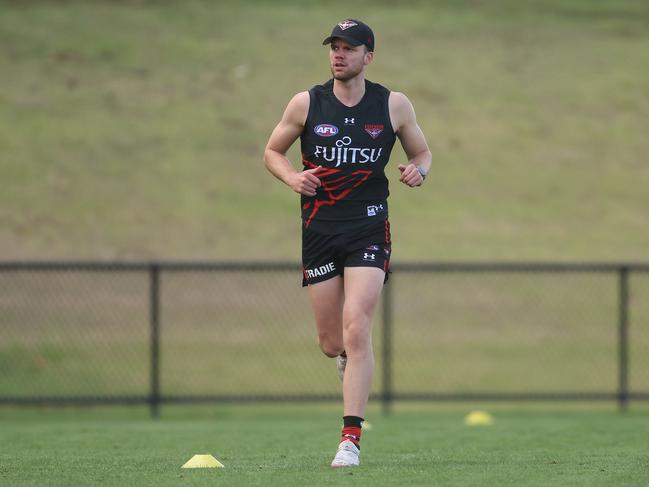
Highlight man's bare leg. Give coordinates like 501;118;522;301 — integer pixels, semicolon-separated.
307;276;345;358
341;267;385;417
329;266;384;467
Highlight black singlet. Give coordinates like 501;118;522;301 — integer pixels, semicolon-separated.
300;79;397;232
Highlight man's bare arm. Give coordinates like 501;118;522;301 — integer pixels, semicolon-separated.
264;92;323;197
389;92;432;187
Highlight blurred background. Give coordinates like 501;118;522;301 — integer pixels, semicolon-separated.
1;0;648;410
2;0;648;261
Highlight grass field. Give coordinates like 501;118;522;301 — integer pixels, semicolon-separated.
1;405;649;486
1;0;648;261
2;3;649;485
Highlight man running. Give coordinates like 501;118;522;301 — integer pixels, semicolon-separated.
264;19;431;468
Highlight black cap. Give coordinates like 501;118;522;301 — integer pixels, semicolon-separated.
323;19;375;52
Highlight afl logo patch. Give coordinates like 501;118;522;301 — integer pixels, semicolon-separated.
314;124;339;137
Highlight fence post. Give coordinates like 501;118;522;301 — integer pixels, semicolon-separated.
381;276;393;415
150;264;161;418
618;266;630;412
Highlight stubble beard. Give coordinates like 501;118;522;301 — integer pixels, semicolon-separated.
330;64;363;82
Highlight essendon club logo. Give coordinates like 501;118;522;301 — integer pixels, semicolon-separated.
338;20;358;30
314;124;339;137
364;124;384;139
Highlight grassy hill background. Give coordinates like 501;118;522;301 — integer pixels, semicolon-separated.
1;0;648;262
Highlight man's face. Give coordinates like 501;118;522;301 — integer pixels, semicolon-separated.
329;39;373;81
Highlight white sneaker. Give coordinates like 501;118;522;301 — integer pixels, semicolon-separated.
330;439;360;468
336;354;347;382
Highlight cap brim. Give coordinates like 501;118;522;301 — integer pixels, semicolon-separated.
322;35;363;47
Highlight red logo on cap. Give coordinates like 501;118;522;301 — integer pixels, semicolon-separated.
338;20;358;30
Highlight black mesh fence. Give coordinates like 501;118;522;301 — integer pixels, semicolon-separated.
1;262;648;413
0;267;150;400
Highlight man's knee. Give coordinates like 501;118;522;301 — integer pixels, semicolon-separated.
343;319;372;352
319;341;344;358
318;330;344;358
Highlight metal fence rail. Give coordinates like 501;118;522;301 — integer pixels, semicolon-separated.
1;261;648;416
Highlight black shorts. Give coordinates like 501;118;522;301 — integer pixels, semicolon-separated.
301;219;392;287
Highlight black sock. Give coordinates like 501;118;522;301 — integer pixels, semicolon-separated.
343;415;363;428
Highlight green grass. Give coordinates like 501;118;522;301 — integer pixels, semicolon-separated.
1;0;648;261
1;405;649;486
2;4;649;482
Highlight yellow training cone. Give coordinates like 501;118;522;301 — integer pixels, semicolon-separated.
181;454;224;469
464;410;494;426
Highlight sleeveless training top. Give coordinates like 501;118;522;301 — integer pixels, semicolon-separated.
300;79;397;231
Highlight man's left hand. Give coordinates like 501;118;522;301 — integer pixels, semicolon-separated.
398;164;424;187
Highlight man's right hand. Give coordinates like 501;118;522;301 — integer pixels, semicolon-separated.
289;166;324;196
